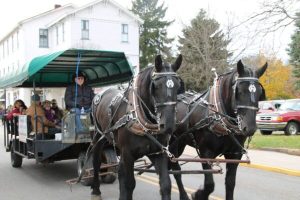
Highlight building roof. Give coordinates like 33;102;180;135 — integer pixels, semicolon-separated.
0;4;74;43
0;0;142;43
46;0;143;28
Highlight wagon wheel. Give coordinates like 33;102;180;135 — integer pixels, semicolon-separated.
101;148;118;184
77;151;93;186
11;142;23;168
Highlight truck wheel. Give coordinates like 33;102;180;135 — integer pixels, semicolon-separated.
260;130;273;135
11;143;23;168
77;151;93;186
101;148;117;184
285;122;298;135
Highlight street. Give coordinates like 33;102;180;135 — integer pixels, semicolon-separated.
1;126;300;200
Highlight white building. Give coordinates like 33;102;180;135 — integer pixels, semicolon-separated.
0;0;141;108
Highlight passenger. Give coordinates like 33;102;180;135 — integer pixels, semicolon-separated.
6;99;27;120
51;99;64;123
43;100;59;125
26;94;60;140
64;71;94;133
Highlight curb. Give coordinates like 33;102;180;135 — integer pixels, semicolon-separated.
240;163;300;177
257;147;300;156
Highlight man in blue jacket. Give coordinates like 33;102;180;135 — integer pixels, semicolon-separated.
65;71;94;133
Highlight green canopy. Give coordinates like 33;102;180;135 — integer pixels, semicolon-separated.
0;49;133;88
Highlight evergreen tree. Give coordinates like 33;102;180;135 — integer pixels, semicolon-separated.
178;9;232;91
288;12;300;89
131;0;174;68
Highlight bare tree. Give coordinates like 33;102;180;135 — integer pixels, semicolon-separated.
237;0;299;35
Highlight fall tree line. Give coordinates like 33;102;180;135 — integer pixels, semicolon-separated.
131;0;300;100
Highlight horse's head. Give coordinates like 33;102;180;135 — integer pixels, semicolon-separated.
232;60;267;136
150;55;182;134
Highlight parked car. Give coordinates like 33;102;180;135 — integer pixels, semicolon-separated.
258;100;285;114
256;99;300;135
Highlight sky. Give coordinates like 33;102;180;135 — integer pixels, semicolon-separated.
0;0;297;62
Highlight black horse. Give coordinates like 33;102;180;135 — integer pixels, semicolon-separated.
90;55;182;200
169;60;267;200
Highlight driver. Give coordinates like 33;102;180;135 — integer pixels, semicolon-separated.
64;71;94;133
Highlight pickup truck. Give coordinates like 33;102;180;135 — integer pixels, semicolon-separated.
256;99;300;135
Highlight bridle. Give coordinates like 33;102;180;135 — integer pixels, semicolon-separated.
211;71;263;134
232;77;261;112
151;71;180;111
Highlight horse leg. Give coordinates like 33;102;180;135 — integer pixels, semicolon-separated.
170;161;190;200
192;153;215;200
91;137;105;200
153;154;172;200
224;154;242;200
169;142;190;200
118;151;135;200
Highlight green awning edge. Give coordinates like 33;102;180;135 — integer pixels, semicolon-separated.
0;49;133;89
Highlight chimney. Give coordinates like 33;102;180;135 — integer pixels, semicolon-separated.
54;4;61;9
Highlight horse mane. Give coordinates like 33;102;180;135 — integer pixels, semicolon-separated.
135;66;156;123
219;69;238;117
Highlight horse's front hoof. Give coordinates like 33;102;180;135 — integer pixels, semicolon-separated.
180;193;191;200
191;192;196;200
91;194;102;200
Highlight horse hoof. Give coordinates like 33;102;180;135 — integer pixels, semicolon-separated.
91;195;102;200
191;192;196;200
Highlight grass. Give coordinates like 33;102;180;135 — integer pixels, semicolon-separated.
249;131;300;149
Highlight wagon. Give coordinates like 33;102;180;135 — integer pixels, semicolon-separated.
1;49;133;185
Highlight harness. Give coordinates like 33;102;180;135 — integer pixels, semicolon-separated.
92;69;180;139
208;73;260;135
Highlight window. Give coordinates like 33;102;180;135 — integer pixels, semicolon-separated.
56;26;59;45
121;24;128;43
81;20;89;40
39;29;49;48
16;31;19;49
7;40;9;55
62;23;65;42
11;36;14;52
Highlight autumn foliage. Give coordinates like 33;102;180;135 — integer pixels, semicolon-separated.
257;54;297;99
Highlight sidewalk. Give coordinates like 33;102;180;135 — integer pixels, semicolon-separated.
183;146;300;177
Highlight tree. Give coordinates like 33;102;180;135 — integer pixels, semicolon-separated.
131;0;174;68
178;9;232;92
244;53;296;99
288;12;300;89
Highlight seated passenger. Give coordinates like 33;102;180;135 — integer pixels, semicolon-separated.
6;99;27;120
26;94;60;139
43;100;58;124
51;99;64;123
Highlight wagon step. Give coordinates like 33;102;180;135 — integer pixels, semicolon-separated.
65;163;119;185
66;172;115;185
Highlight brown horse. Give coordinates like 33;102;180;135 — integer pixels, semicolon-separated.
91;55;183;200
169;60;267;200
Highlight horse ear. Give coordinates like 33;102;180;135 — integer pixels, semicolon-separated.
259;86;266;101
155;55;163;72
172;54;182;72
256;62;268;78
237;60;244;76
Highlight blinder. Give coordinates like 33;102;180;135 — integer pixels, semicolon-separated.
233;77;261;111
151;71;180;108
